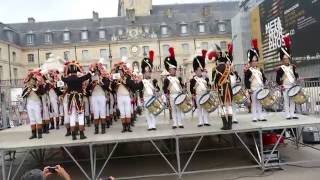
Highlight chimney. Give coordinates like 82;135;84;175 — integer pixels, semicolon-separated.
92;11;99;22
28;17;35;23
126;8;136;23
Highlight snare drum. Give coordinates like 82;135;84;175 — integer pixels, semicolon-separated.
145;96;164;116
199;92;219;113
256;88;277;108
288;85;307;104
174;93;193;113
232;85;248;105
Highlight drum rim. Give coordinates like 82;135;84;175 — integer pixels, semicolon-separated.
256;88;270;100
145;96;156;108
199;92;211;105
232;85;242;95
152;106;164;116
288;85;301;97
174;93;186;105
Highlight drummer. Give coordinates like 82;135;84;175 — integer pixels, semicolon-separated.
138;50;159;130
163;47;184;129
276;35;299;120
244;39;267;122
190;49;211;127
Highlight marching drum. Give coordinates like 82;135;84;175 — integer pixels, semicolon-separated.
145;96;164;116
256;88;278;108
199;92;220;113
174;93;193;113
288;85;307;104
232;85;248;105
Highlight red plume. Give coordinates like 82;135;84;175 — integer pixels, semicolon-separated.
201;49;207;59
227;43;233;56
251;39;258;49
283;35;292;49
208;51;217;61
149;50;154;62
169;47;175;58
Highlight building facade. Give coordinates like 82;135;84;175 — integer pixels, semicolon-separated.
0;0;239;82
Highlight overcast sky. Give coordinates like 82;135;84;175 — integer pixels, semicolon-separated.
0;0;225;24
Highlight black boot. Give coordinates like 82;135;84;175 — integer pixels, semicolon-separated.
220;116;228;130
227;115;233;130
37;129;42;139
50;120;55;130
101;124;106;134
86;116;91;127
80;131;87;139
72;131;77;140
121;123;127;133
60;117;64;125
46;124;50;133
56;120;60;130
94;125;99;134
106;121;110;128
127;123;132;132
65;127;71;136
29;130;37;139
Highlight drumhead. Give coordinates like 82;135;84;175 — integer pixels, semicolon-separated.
256;89;270;100
288;85;301;97
199;93;210;105
174;93;186;105
232;85;242;95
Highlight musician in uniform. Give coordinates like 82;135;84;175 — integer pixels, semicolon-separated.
22;69;45;139
138;50;159;130
163;47;185;129
62;60;91;140
209;44;233;130
190;49;211;127
41;74;52;133
88;62;110;134
83;80;91;127
111;58;136;133
47;70;61;129
244;39;267;122
276;35;299;120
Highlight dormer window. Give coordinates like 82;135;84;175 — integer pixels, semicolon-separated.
44;31;52;44
118;29;123;36
26;33;34;45
218;22;226;32
99;29;106;40
160;23;168;36
4;27;14;42
81;29;88;41
63;30;70;42
198;23;205;33
180;24;187;34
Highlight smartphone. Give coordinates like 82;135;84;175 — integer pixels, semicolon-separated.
47;166;57;173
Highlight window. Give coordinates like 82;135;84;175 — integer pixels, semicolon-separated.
6;31;13;42
81;31;88;41
46;52;51;60
63;32;70;42
120;47;128;57
201;42;208;50
118;29;123;36
28;54;34;63
198;24;205;33
82;50;89;60
161;26;168;35
99;30;106;39
142;46;149;56
13;68;18;80
220;41;227;50
27;34;34;44
12;52;16;62
181;25;187;34
0;66;2;80
218;23;226;32
181;43;189;54
100;49;108;60
162;45;170;56
44;33;52;43
64;51;70;60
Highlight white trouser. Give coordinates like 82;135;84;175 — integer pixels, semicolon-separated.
196;94;209;125
41;95;50;120
232;104;238;122
59;98;64;117
92;95;106;119
49;91;59;118
251;90;265;120
83;96;90;116
27;100;42;125
89;96;94;114
117;95;132;118
145;96;157;129
284;88;296;118
63;95;70;124
69;103;84;127
170;94;183;126
109;94;114;115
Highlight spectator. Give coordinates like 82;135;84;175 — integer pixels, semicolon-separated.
21;165;71;180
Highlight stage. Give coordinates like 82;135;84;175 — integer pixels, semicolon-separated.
0;112;319;180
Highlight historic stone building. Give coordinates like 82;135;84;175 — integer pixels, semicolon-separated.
0;0;239;82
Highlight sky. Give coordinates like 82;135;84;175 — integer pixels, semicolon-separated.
0;0;226;24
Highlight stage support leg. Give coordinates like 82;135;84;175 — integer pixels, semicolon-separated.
175;137;181;178
150;140;178;175
11;150;29;180
259;129;265;171
1;150;6;180
234;132;261;166
89;144;95;180
252;133;262;163
96;143;118;180
264;129;286;168
181;136;203;174
62;146;91;180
